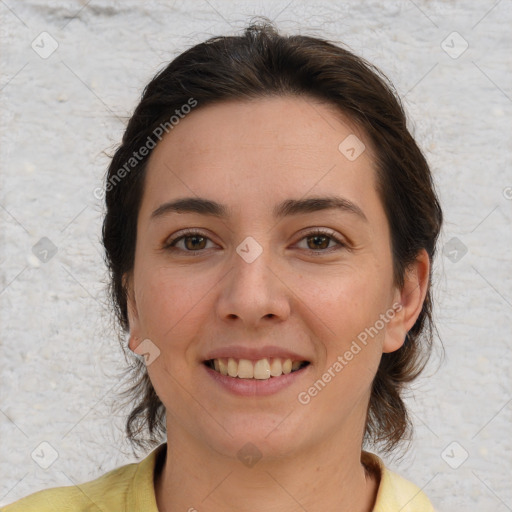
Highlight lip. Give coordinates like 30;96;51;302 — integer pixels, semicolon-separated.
202;345;310;362
203;362;311;397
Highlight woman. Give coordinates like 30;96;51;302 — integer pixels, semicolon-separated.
5;20;442;511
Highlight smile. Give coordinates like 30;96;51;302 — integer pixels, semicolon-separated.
204;357;310;380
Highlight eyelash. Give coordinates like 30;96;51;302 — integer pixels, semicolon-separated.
163;228;347;255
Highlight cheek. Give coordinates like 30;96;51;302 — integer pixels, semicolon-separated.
306;272;387;411
135;266;186;336
134;269;199;394
310;263;391;343
134;264;215;355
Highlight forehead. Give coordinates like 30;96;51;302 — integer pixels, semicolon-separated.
141;96;381;223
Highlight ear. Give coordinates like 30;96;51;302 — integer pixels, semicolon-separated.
124;272;142;353
382;249;430;354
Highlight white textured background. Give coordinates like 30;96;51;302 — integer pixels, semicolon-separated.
1;1;511;510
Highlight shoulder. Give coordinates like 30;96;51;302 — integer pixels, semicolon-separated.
1;462;138;512
382;470;436;511
2;444;165;512
362;451;436;512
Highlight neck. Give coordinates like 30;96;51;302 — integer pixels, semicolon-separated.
154;427;379;512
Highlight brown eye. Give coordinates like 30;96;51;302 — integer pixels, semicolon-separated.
165;231;215;252
182;235;207;251
306;234;331;250
296;229;345;253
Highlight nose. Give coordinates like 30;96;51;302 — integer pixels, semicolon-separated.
215;242;291;328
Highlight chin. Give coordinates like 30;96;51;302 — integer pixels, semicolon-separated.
201;413;310;462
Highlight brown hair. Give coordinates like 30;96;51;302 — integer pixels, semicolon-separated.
102;19;443;456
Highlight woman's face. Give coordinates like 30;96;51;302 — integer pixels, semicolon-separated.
126;96;425;459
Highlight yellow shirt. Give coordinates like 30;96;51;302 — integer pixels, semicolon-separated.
2;444;435;511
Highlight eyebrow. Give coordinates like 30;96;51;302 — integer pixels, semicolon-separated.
151;195;368;222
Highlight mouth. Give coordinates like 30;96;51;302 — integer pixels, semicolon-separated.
203;357;310;380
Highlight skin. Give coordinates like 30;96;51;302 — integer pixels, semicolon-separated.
125;96;430;512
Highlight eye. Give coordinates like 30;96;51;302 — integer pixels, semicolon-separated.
164;228;347;254
164;229;217;252
296;229;346;253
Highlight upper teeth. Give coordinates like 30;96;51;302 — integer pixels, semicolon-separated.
210;358;304;380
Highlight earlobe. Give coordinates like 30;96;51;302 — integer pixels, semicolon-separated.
128;335;141;353
123;272;141;353
382;249;430;354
